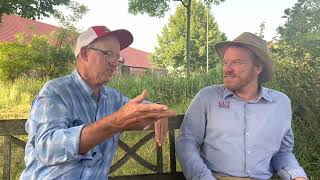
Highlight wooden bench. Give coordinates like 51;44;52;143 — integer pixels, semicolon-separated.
0;115;186;180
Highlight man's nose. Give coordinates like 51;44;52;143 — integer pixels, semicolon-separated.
108;58;118;67
223;63;233;72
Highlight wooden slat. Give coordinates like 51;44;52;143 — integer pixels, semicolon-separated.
169;129;177;173
156;146;163;173
3;136;12;180
110;132;156;173
0;119;27;135
11;136;26;148
124;115;184;131
0;115;184;135
168;115;184;130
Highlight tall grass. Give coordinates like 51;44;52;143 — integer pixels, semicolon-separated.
0;78;45;119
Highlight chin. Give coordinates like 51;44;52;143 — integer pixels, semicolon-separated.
224;83;238;91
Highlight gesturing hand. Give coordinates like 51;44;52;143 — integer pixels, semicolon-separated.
154;118;168;146
111;90;176;131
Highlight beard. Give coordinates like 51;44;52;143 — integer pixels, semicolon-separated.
96;68;116;84
223;71;256;92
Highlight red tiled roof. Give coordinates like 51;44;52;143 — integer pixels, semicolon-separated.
0;14;152;69
121;47;151;68
0;14;59;42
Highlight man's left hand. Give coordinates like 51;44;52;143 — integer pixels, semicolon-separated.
154;118;168;146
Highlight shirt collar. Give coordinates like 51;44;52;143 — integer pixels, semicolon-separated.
260;87;273;102
222;88;234;99
71;69;95;98
222;86;273;102
71;70;108;100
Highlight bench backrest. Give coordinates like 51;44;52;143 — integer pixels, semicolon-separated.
0;115;184;180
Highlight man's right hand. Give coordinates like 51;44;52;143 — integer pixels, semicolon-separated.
111;90;176;131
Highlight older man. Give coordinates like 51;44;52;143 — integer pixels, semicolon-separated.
20;26;176;179
176;32;307;180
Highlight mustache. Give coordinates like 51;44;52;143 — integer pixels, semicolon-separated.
224;73;237;77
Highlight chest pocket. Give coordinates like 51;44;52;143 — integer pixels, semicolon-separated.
70;119;84;127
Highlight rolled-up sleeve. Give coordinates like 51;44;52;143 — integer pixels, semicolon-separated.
176;91;216;180
27;95;92;165
271;128;308;179
271;100;308;179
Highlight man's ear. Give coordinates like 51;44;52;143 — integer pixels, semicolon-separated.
256;64;263;75
80;47;88;61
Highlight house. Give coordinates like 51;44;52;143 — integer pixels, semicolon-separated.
0;14;160;76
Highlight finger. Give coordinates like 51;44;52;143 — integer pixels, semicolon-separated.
143;124;151;130
130;90;149;103
157;118;168;146
137;103;169;112
137;110;177;121
154;121;161;146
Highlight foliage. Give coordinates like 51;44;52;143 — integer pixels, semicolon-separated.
277;0;320;59
0;0;88;81
268;56;320;178
0;0;71;22
151;0;226;71
0;33;75;81
0;43;34;81
128;0;225;17
52;1;89;30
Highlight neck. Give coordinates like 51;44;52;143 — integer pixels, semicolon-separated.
234;83;260;101
76;68;101;98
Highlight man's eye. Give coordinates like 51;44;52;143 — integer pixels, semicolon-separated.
106;52;114;58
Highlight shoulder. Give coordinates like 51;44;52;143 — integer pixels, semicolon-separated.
189;85;224;106
196;84;224;99
102;86;124;97
101;85;129;104
263;87;291;104
38;74;74;97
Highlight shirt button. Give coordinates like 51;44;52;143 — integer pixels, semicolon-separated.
247;151;251;154
246;132;249;136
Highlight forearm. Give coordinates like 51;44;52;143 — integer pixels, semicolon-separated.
272;152;308;179
176;137;216;180
79;113;121;154
35;125;85;165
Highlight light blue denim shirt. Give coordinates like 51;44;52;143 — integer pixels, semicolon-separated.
176;85;307;180
20;70;129;180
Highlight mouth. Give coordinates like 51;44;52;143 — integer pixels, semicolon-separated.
224;75;236;79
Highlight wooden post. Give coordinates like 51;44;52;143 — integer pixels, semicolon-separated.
156;145;163;173
3;136;12;180
169;130;176;173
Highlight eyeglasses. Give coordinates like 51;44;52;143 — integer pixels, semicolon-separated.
87;46;125;66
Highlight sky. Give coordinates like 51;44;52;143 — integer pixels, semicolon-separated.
41;0;298;53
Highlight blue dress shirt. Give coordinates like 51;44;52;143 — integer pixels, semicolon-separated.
20;70;129;179
176;85;307;180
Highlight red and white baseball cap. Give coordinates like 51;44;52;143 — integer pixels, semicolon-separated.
74;26;133;57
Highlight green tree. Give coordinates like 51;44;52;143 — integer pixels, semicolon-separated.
0;0;71;22
0;33;75;81
128;0;225;76
277;0;320;59
151;0;226;71
128;0;225;17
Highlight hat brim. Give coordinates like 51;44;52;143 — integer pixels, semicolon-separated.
214;41;273;83
97;29;133;50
